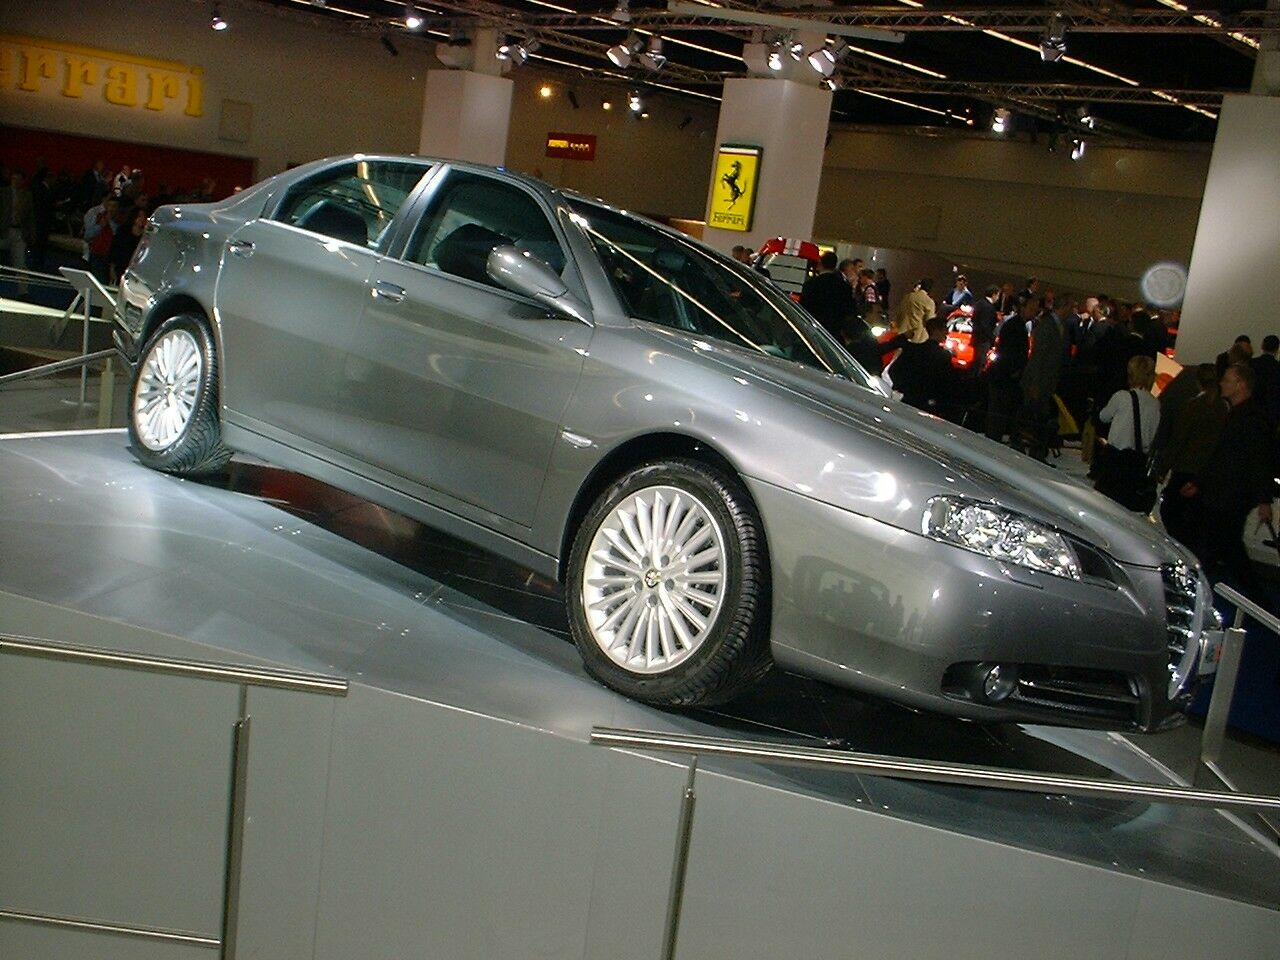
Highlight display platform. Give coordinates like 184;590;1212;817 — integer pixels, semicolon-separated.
1;430;1277;960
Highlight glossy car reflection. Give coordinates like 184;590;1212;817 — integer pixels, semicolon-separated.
114;155;1217;730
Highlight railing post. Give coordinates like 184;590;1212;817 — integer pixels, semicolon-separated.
1196;621;1248;787
97;356;115;428
79;288;93;406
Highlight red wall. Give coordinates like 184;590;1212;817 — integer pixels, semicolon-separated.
0;125;257;198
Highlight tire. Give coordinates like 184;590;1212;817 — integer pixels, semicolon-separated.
127;313;231;476
566;459;772;707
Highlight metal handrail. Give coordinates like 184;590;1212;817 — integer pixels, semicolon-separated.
1215;582;1280;635
0;348;117;386
0;635;348;697
591;726;1280;815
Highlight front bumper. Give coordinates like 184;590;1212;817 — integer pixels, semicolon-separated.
747;477;1200;731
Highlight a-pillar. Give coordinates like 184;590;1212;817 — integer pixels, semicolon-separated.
418;28;513;167
701;75;833;254
1175;6;1280;363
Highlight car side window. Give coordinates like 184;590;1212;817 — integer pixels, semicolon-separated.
405;172;566;289
274;161;430;249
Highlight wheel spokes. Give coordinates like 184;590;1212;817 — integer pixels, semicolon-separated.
581;483;728;675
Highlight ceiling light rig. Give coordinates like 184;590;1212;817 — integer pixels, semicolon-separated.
991;108;1012;134
609;0;631;24
1070;138;1087;161
210;4;228;31
636;36;666;72
786;36;805;62
807;39;848;78
496;37;537;67
403;4;423;32
607;31;646;68
766;45;784;72
628;90;643;113
1040;13;1067;62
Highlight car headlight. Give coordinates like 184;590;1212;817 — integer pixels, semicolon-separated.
922;496;1081;580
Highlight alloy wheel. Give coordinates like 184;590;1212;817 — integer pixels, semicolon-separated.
133;328;203;451
581;484;728;674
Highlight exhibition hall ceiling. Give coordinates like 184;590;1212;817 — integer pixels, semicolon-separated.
249;0;1268;141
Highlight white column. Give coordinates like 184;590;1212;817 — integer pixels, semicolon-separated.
1176;93;1280;363
418;69;513;167
701;77;833;255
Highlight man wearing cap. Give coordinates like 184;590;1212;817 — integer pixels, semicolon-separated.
946;274;974;308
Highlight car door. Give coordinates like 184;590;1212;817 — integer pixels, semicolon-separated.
215;158;430;451
334;168;592;531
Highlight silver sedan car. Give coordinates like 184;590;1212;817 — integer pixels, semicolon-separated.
113;154;1218;730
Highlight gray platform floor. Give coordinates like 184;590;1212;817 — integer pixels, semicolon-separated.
1;430;1277;909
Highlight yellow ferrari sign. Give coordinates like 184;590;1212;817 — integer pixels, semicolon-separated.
707;144;761;232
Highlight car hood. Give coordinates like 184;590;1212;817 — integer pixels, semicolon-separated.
670;332;1186;569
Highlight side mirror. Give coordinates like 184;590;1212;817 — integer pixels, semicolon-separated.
486;246;591;323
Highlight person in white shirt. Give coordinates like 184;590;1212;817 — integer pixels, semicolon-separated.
1099;354;1160;451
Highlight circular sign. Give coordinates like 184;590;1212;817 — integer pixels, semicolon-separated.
1141;261;1188;308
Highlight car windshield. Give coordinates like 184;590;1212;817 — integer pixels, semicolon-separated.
567;200;875;388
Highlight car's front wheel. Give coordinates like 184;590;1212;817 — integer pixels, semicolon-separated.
128;314;231;476
567;460;772;706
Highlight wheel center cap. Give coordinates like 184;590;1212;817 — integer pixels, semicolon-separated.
644;569;660;589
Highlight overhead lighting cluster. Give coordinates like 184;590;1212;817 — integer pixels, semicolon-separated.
1040;12;1067;62
497;36;539;67
608;31;666;71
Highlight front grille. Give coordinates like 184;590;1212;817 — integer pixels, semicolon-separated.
1162;563;1200;701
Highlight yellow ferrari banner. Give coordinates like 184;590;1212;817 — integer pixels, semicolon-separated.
707;144;761;232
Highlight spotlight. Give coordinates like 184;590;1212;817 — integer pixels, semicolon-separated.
991;107;1011;134
628;91;642;113
496;37;533;66
787;36;805;62
607;32;645;68
1070;138;1086;161
403;3;423;31
1074;105;1097;129
210;5;228;30
381;36;399;56
539;84;553;99
637;36;666;72
767;48;783;72
609;0;631;23
807;38;847;78
640;111;650;119
602;99;613;111
1040;12;1067;62
821;76;840;91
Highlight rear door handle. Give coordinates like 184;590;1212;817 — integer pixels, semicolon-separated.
227;239;255;258
372;280;406;303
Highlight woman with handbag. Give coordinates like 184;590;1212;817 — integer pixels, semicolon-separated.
1094;355;1161;512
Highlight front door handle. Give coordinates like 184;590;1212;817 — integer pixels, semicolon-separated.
372;280;406;303
227;239;255;258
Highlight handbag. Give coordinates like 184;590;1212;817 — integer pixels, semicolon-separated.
1094;390;1158;513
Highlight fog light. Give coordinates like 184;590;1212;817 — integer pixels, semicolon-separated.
983;664;1017;702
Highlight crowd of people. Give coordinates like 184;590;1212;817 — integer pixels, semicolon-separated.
0;158;222;286
799;258;1279;599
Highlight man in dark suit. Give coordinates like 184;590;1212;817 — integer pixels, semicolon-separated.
1249;333;1280;425
985;296;1032;442
971;285;999;367
800;251;854;343
889;316;965;419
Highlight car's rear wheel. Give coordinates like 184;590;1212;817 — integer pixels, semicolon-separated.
128;314;231;476
567;459;771;706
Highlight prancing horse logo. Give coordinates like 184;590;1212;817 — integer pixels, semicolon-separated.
721;159;745;209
